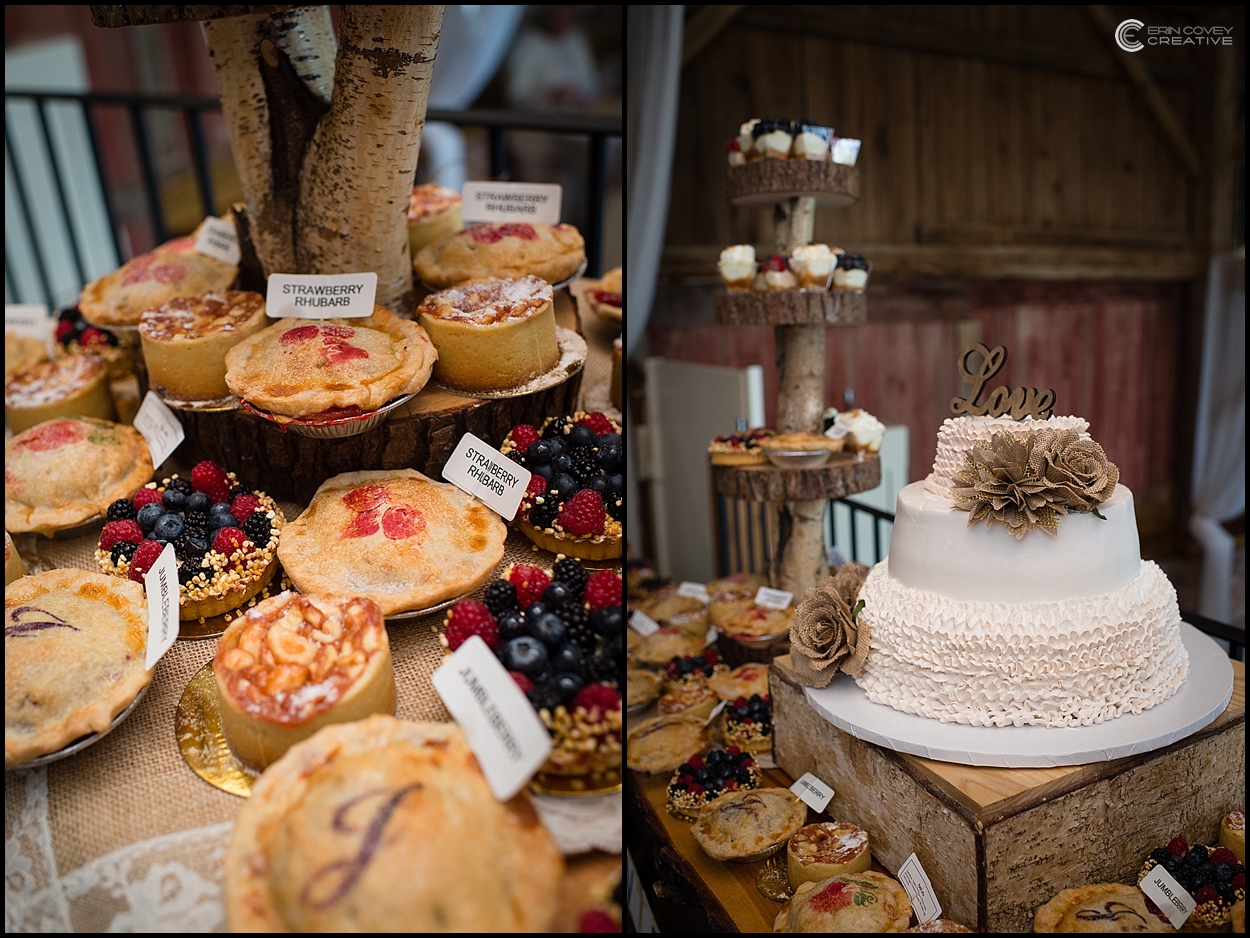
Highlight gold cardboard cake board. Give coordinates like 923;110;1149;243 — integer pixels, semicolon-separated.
175;661;258;797
529;768;622;798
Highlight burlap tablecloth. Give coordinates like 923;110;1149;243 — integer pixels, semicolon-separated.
5;284;622;932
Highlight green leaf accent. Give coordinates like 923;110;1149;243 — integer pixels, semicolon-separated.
851;599;865;622
1092;508;1107;520
851;890;879;907
87;432;120;446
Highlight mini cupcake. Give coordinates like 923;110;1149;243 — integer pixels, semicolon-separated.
832;408;885;455
718;245;757;292
792;122;833;161
790;244;839;291
754;119;794;160
764;255;798;291
666;747;761;821
832;252;870;291
831;136;862;165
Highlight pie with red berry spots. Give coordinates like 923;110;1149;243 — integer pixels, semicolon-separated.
278;469;507;616
584;267;622;322
5;417;153;536
415;222;585;288
775;871;912;933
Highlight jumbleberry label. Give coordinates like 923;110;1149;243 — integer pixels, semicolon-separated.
789;772;834;813
144;543;180;670
629;610;660;636
1139;863;1194;929
755;586;793;610
442;433;531;521
677;581;710;603
266;272;377;319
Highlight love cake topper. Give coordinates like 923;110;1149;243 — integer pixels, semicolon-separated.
950;344;1055;420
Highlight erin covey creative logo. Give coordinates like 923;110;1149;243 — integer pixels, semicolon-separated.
1116;19;1235;52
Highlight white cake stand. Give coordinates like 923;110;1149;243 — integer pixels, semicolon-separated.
801;622;1234;768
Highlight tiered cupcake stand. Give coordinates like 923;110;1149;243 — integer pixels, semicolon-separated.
711;159;879;597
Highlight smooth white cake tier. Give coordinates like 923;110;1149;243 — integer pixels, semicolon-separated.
924;414;1091;496
854;558;1189;727
889;481;1141;603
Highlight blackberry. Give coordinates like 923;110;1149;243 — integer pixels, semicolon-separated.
178;559;207;586
569;448;599;483
166;477;194;496
174;533;206;559
183;524;209;544
585;653;619;685
185;510;210;531
107;498;137;521
543;415;572;439
242;513;273;546
506;449;527;468
110;540;138;565
528;683;564;712
230;484;247;498
528;500;559;530
483;580;519;617
560;602;596;652
606;495;623;522
553;557;589;593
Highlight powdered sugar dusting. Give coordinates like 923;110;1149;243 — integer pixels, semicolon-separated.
5;354;104;407
420;276;552;324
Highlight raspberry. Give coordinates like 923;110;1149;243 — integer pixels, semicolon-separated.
80;327;108;347
525;474;547;499
211;526;249;556
1167;837;1188;857
703;648;718;663
100;519;144;549
575;412;616;436
665;660;680;679
509;670;534;694
230;493;261;522
1193;885;1218;904
578;910;618;933
508;564;551;607
191;460;232;503
128;540;164;582
768;254;789;272
686;782;705;795
1210;847;1238;866
572;683;620;714
133;487;163;510
687;753;704;769
55;320;76;343
557;489;606;536
509;423;541;453
584;570;622;614
1233;873;1245;889
722;779;739;791
445;599;499;651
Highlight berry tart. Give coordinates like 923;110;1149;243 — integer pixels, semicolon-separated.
786;821;871;887
442;560;624;779
407;183;463;256
708;428;774;466
95;460;284;621
1138;838;1244;930
721;694;773;756
666;748;761;821
53;305;132;379
504;412;623;560
663;649;727;684
4;352;116;434
415;221;585;288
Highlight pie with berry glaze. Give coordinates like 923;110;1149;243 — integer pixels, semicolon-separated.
709;663;771;700
224;307;436;419
214;592;396;769
4;352;116;434
691;787;807;861
278;469;507;616
415;221;585;288
774;871;912;933
5;417;153;536
79;233;237;328
417;276;559;391
5;569;151;768
224;715;563;932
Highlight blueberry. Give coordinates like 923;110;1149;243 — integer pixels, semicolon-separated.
162;489;187;511
547;437;567;459
526;439;554;466
501;637;549;678
610;473;623;494
532;612;567;648
524;603;548;626
531;463;553;481
186;535;209;557
497;612;528;643
590;606;623;637
587;474;614;498
208;505;239;530
1187;850;1206;868
548;671;585;702
548;473;580;503
136;503;165;532
542;581;573;607
552;642;584;672
598;433;622;449
186;491;210;512
604;632;623;662
694;768;712;785
551;453;573;475
568;425;597;449
596;441;622;473
154;513;185;541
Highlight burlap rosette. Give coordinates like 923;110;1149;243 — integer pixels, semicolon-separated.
789;563;871;688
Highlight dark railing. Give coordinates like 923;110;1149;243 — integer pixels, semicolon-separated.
5;88;621;306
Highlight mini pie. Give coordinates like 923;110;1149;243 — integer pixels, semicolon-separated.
668;606;711;637
691;787;807;861
625;713;711;774
407;183;463;256
5;531;25;585
708;571;769;594
278;469;506;616
760;432;845;453
416;221;585;288
657;680;720;720
1222;809;1245;863
79;234;237;328
5;569;150;768
787;822;871;887
627;667;665;708
417;276;558;391
224;715;562;932
709;429;775;466
709;663;771;700
4;353;116;434
639;589;705;623
139;290;268;403
214;592;396;769
5;332;47;383
585;266;622;321
775;872;913;933
224;307;436;419
724;604;794;639
1034;883;1170;933
5;418;153;537
633;626;706;667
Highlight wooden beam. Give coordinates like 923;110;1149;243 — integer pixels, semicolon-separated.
90;5;298;27
1086;5;1202;177
682;5;744;67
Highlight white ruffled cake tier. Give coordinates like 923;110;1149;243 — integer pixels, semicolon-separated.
854;559;1189;728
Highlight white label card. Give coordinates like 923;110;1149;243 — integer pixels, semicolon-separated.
462;181;562;225
789;772;835;813
755;586;794;610
1138;863;1194;929
703;699;728;728
441;433;531;521
898;853;943;924
629;610;660;636
133;391;185;468
143;544;180;670
193;215;241;265
704;626;719;647
265;272;378;319
5;304;55;356
431;636;552;801
677;581;710;603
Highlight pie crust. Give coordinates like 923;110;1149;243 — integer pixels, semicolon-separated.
1222;809;1245;863
214;592;396;769
725;604;794;638
709;663;771;700
786;822;871;887
627;667;665;708
5;569;151;768
278;469;507;616
708;572;769;594
4;353;116;434
407;183;463;256
415;221;586;288
775;871;913;933
5;418;153;536
139;290;268;402
761;432;844;453
633;626;707;667
1033;883;1170;933
224;308;436;419
223;715;563;932
692;788;807;861
906;922;972;933
5;532;25;585
417;276;559;390
657;681;719;719
5;332;47;383
79;235;237;328
638;589;704;623
585;267;622;321
625;713;711;774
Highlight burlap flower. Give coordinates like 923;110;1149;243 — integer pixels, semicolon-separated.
950;430;1064;539
1028;428;1119;512
789;564;871;688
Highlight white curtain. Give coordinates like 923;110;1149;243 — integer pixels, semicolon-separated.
1189;250;1246;623
624;5;683;358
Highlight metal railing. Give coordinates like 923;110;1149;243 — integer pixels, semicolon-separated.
5;88;621;306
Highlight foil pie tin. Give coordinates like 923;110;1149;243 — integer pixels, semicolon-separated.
239;392;415;439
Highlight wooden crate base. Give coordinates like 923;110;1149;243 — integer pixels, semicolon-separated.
770;655;1245;932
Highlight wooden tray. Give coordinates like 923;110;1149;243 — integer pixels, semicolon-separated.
713;453;881;502
726;160;860;207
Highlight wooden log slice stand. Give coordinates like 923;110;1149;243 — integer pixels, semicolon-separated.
712;163;877;597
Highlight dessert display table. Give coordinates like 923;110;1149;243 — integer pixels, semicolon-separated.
713;288;867;325
770;654;1246;932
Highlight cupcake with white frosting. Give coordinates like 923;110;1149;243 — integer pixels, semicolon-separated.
790;244;840;291
832;408;885;454
718;245;757;292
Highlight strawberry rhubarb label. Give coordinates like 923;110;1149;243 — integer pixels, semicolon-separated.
461;181;562;225
441;433;531;521
266;272;378;319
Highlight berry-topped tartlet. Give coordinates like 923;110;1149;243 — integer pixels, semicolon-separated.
1138;838;1245;930
442;560;624;781
666;748;761;821
664;649;728;685
708;428;774;466
95;459;284;621
722;694;773;756
504;412;623;561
